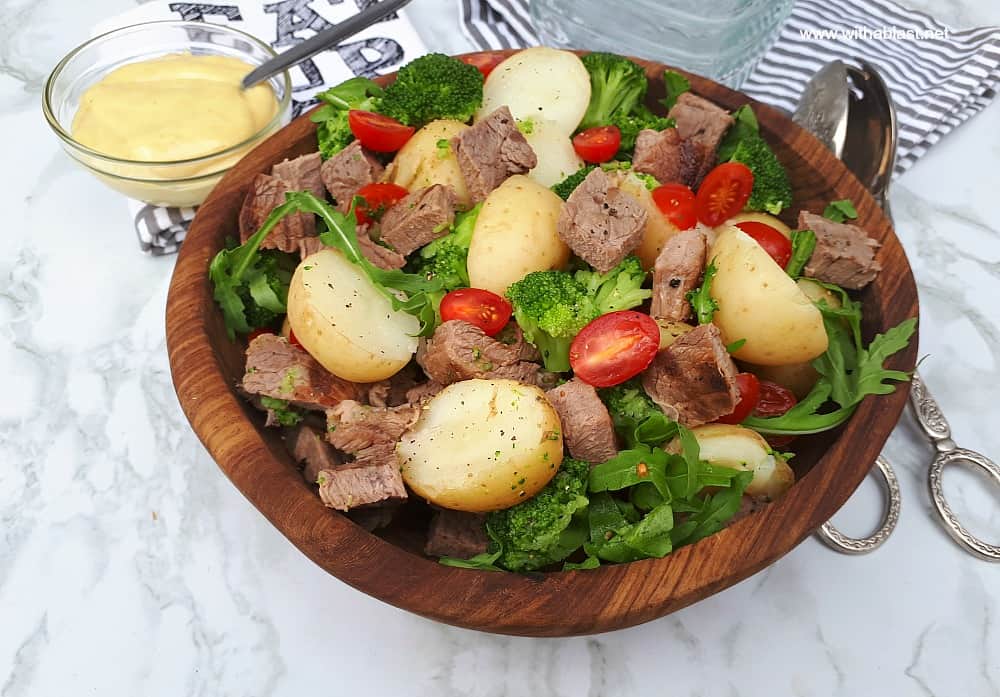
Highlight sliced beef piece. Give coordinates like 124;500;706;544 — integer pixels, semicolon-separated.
272;151;325;199
545;378;619;464
632;128;707;188
326;400;419;454
668;93;733;185
320;140;384;212
297;235;326;260
348;507;397;531
640;323;739;427
242;333;361;411
238;173;315;253
451;106;537;202
317;463;406;511
404;380;444;404
799;211;881;289
650;230;707;322
557;167;647;273
495;322;542;362
379;185;457;256
284;424;343;485
416;320;547;387
365;364;422;408
668;93;734;155
357;231;406;270
425;510;489;558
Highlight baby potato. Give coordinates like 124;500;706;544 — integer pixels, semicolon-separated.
615;172;681;270
725;212;792;239
688;424;795;500
398;379;565;512
386;119;472;209
742;361;821;400
286;248;419;383
467;175;570;295
522;118;585;187
657;319;695;349
709;225;828;366
478;47;591;133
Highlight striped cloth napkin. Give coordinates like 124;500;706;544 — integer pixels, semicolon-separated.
461;0;1000;176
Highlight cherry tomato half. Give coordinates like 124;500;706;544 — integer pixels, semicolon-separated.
354;182;409;224
754;380;797;418
717;372;761;424
695;162;754;227
572;126;622;164
652;183;698;230
288;328;304;349
439;288;512;337
459;52;506;79
569;311;660;388
348;110;415;152
735;221;793;268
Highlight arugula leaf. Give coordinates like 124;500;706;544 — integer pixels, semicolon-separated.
659;69;691;111
686;259;719;325
717;104;759;161
313;76;384;111
785;229;816;279
672;470;753;546
823;199;858;223
438;550;503;571
726;338;747;353
589;446;671;499
563;556;601;571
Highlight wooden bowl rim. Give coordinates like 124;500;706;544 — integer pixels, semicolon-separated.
166;50;919;637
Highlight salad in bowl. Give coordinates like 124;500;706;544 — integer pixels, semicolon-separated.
209;48;916;573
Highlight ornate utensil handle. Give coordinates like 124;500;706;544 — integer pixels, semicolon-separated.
816;456;901;554
912;371;1000;561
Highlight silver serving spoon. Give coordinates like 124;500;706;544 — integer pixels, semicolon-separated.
241;0;414;90
793;64;903;554
844;62;1000;561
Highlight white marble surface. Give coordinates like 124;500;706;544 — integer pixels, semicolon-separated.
3;0;1000;695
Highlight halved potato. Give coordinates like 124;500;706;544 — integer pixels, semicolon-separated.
398;379;564;512
385;119;472;209
286;248;419;382
725;212;792;239
687;424;795;500
467;175;570;295
656;320;694;349
709;225;828;366
523;118;585;187
478;47;591;133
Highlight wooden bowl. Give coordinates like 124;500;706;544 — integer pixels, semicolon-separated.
166;51;918;636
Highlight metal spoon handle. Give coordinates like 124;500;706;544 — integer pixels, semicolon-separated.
242;0;414;90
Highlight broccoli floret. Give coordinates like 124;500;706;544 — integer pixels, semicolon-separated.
408;204;481;290
259;396;303;427
551;165;597;200
579;53;649;131
311;77;383;158
378;53;483;127
728;134;793;215
507;258;651;372
506;271;600;372
611;105;674;155
231;247;295;331
487;458;590;572
599;380;678;448
574;256;651;315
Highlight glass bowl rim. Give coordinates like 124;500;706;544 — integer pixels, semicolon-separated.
42;19;293;170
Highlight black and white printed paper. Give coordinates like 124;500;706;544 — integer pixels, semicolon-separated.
93;0;426;254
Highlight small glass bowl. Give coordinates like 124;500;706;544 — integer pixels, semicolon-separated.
43;21;292;208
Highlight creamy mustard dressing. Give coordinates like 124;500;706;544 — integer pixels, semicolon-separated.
72;53;277;162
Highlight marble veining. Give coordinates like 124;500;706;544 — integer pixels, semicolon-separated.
2;0;999;694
